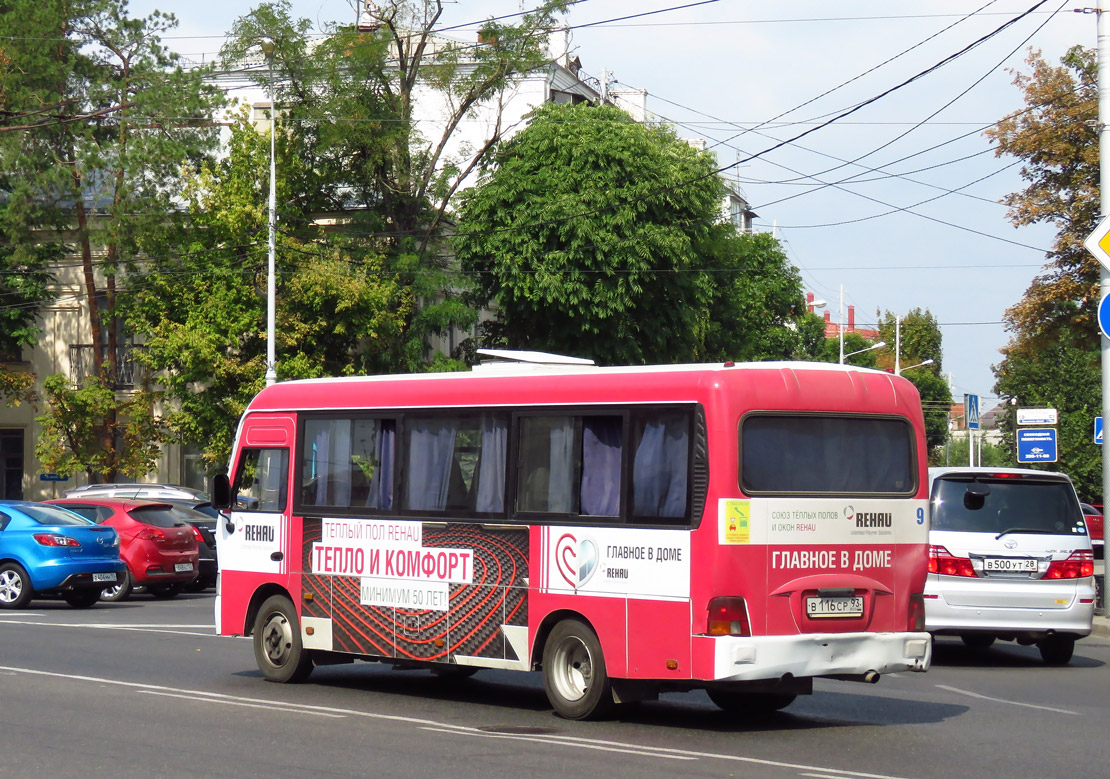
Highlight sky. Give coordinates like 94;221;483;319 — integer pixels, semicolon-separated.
128;0;1098;412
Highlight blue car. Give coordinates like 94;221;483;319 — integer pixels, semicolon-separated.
0;501;126;609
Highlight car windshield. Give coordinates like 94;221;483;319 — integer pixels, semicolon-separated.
932;477;1087;536
19;504;95;526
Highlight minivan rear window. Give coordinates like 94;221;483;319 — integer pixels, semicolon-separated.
931;476;1087;535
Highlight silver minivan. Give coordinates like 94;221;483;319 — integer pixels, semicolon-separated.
925;467;1095;664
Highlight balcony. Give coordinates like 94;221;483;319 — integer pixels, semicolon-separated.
69;345;144;389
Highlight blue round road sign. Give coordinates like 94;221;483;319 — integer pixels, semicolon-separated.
1100;291;1110;340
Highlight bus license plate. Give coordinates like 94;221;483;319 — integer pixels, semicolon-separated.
806;596;864;618
175;563;194;573
984;557;1038;572
92;573;116;583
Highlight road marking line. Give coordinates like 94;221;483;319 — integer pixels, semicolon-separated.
0;665;911;779
141;690;346;717
0;620;214;637
935;684;1078;715
417;725;696;760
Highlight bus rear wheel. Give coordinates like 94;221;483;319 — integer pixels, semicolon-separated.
707;689;797;716
254;595;314;683
542;618;613;720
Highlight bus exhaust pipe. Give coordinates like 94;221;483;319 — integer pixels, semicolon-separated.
828;671;880;684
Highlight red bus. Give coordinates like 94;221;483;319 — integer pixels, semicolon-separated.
212;352;932;719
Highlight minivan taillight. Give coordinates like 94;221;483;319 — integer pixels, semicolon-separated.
706;597;751;636
1044;551;1095;579
928;545;976;577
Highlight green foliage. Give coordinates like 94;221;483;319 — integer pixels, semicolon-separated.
34;375;165;481
0;0;73;364
995;344;1101;499
931;435;1011;468
454;101;809;364
988;46;1102;500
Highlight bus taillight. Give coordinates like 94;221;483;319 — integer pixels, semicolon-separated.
707;597;751;636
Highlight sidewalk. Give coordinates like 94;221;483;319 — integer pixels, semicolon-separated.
1095;615;1110;639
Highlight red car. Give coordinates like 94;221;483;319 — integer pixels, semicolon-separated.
46;499;199;601
1081;503;1104;560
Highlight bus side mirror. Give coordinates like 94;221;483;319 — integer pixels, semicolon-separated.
964;482;990;511
212;473;232;511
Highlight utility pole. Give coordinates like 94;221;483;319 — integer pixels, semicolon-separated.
1097;0;1110;614
895;316;901;375
838;284;845;364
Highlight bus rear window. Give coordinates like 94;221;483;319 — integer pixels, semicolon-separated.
740;415;915;495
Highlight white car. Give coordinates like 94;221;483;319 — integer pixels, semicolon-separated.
925;466;1095;664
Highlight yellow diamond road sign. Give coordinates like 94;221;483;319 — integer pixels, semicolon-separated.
1085;216;1110;269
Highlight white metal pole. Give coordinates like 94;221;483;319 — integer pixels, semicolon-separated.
895;316;901;375
265;48;278;386
838;284;845;364
1097;0;1110;612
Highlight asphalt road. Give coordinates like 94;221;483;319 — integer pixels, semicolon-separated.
2;592;1108;779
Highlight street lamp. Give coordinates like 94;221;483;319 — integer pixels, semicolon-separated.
260;37;278;386
842;340;887;363
897;358;935;375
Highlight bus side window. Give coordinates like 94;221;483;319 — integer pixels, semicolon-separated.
234;448;289;512
632;412;690;521
517;414;622;517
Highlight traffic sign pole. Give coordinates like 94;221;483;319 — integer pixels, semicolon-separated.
1096;0;1110;614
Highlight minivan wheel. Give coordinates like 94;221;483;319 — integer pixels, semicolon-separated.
1038;635;1075;665
960;634;996;650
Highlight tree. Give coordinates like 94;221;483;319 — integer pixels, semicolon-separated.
453;101;810;364
219;0;571;255
987;46;1101;499
876;308;951;449
0;0;74;404
124;112;420;467
25;0;224;481
119;0;573;469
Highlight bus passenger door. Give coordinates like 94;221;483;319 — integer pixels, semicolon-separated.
217;416;295;632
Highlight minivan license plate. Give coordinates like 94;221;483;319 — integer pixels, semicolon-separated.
806;596;864;618
984;557;1037;572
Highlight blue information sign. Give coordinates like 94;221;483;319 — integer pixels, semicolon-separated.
965;394;980;431
38;473;69;482
1017;428;1057;463
1097;416;1104;446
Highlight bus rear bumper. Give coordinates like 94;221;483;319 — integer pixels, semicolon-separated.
707;631;932;682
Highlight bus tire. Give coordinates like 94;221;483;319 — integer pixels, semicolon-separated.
707;689;796;716
254;595;314;683
1038;635;1075;666
542;618;613;720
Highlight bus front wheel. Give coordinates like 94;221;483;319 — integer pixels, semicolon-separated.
542;618;613;720
254;595;314;683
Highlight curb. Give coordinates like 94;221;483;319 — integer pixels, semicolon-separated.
1094;616;1110;639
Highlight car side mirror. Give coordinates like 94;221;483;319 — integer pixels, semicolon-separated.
212;473;231;511
964;481;990;510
